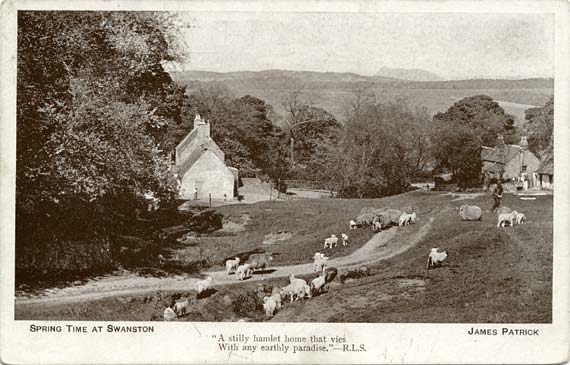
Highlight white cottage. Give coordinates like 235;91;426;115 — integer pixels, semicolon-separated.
174;114;240;200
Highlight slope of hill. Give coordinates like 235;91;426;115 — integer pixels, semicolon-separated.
375;67;443;81
171;69;553;123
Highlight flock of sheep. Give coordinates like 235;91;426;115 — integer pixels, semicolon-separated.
162;198;529;321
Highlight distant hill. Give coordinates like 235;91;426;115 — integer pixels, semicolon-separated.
171;69;554;124
374;67;443;81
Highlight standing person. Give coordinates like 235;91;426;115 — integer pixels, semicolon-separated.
492;182;503;211
194;187;198;200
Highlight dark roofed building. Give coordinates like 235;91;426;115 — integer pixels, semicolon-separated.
536;154;553;190
481;135;541;190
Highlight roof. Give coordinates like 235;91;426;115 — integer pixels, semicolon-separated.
481;144;522;164
536;155;553;175
485;162;505;174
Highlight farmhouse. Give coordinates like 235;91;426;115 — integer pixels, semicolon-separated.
480;135;541;189
536;153;553;190
174;114;240;200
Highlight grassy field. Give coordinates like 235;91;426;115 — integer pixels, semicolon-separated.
15;191;552;323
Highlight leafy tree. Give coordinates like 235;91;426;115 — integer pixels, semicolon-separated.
524;95;553;156
431;95;517;188
313;99;430;198
16;11;187;278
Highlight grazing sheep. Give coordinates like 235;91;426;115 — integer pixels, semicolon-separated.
163;307;176;321
496;206;512;216
195;276;213;295
268;292;282;310
427;248;448;269
515;212;527;225
341;233;349;246
225;257;240;275
399;212;416;226
498;210;518;227
459;204;483;221
313;253;329;272
310;275;326;296
372;218;382;232
323;234;338;249
235;263;252;281
173;299;189;316
323;267;338;283
247;252;273;272
401;206;414;214
289;274;307;286
263;297;277;318
280;282;306;303
349;220;358;230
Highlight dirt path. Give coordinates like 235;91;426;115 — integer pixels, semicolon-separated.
15;218;434;307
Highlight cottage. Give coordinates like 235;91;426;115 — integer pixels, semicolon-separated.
174;114;240;200
481;135;541;190
536;154;553;190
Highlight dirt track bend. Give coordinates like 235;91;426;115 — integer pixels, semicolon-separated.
15;218;434;307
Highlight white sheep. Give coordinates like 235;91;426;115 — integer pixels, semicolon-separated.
268;292;282;310
195;276;213;295
427;248;448;270
398;212;417;226
225;257;240;275
372;219;382;232
341;233;349;246
323;234;338;249
313;253;329;272
280;282;306;303
497;210;518;227
263;297;278;318
163;307;176;321
515;212;527;225
310;275;326;296
173;299;189;316
235;263;252;281
289;274;307;286
349;220;358;230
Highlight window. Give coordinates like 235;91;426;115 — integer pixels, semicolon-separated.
521;165;527;173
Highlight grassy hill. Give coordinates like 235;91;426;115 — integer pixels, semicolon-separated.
172;69;553;126
15;191;552;323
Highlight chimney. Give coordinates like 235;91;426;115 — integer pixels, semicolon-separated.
497;134;504;145
519;135;528;151
193;113;211;140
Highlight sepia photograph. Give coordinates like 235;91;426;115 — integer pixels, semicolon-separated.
1;0;569;364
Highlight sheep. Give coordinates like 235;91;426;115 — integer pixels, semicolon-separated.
496;206;512;216
313;253;329;272
263;297;277;318
289;274;307;286
310;275;326;296
341;233;349;246
225;257;240;275
323;234;338;249
399;212;416;226
268;292;282;310
280;282;306;303
163;307;176;321
349;219;358;230
427;248;448;270
263;296;278;315
372;218;382;232
173;299;189;316
459;204;483;221
497;210;518;227
515;212;527;225
247;252;273;272
195;276;213;295
235;263;252;281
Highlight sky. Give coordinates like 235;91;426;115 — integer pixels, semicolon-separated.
174;12;554;80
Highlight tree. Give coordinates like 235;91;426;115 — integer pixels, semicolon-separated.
431;95;517;188
313;98;431;198
524;95;553;156
16;11;187;278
